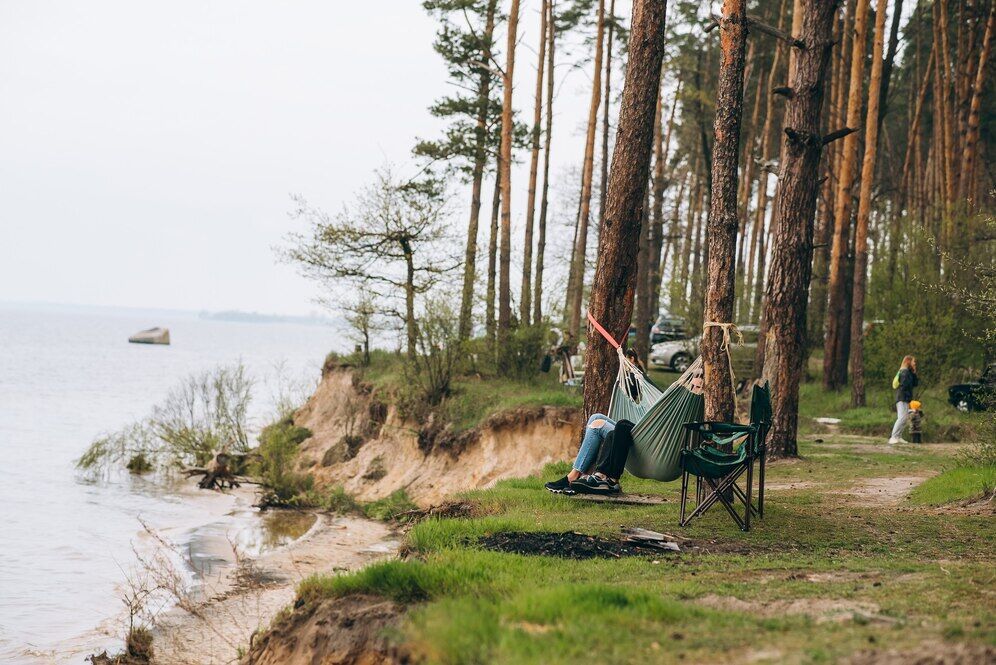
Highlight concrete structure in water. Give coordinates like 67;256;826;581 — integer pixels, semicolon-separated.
128;327;170;345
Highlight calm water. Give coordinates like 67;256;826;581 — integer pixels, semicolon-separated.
0;303;343;663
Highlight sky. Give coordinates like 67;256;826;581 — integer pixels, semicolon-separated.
0;0;605;316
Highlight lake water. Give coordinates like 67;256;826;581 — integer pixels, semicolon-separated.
0;303;344;663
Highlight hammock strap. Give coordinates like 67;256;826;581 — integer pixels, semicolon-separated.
586;311;621;349
702;322;743;411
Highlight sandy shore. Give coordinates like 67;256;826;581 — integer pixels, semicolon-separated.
151;512;400;665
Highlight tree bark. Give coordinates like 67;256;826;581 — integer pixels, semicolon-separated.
534;0;556;325
520;0;548;327
876;0;904;132
566;0;607;335
647;90;667;325
458;0;498;341
497;0;520;366
599;0;617;235
486;169;501;346
823;0;870;390
583;0;667;417
702;0;749;423
762;0;838;458
849;0;888;407
958;1;995;202
634;186;652;364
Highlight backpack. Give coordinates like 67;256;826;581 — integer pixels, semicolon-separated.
892;371;901;390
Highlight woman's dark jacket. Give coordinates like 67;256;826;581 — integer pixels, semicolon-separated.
895;368;918;403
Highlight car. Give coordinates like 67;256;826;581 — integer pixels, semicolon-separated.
650;325;760;379
651;314;688;344
948;364;996;412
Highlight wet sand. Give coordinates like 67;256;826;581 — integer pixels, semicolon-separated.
152;513;399;665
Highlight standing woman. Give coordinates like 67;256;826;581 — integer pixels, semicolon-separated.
889;355;919;444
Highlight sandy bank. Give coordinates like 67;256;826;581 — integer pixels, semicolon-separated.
152;513;399;665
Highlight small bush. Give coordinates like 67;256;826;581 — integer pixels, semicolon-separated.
497;325;548;379
126;627;153;661
126;453;153;474
254;418;314;501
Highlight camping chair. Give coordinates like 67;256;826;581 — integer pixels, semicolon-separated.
678;382;771;532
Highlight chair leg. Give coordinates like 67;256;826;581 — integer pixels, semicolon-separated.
744;459;753;531
758;451;766;519
680;470;689;527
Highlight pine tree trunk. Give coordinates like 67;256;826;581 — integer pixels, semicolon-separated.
674;159;700;311
583;0;667;417
458;0;498;341
809;0;851;349
648;90;667;325
497;0;520;366
701;0;748;423
486;170;501;346
599;0;616;235
761;0;838;458
534;0;556;325
876;0;904;131
520;0;548;327
849;0;888;407
958;1;995;202
566;0;607;335
634;187;652;365
823;0;870;390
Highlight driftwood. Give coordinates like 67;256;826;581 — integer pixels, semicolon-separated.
184;452;244;490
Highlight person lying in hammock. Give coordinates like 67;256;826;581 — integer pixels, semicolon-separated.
544;414;637;495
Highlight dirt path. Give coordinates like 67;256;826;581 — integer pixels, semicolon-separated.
152;515;399;665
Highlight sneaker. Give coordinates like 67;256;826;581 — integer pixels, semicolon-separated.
896;437;909;444
887;437;900;444
570;474;621;495
544;476;576;494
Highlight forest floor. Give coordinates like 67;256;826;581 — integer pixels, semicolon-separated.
273;432;995;664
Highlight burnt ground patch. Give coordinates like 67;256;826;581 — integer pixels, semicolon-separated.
476;531;681;559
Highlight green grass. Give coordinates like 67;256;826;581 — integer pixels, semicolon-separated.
349;349;581;433
292;435;996;663
910;465;996;505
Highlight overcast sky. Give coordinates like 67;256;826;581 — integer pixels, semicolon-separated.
0;0;607;316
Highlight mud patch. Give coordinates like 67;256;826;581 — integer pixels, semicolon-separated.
477;531;678;559
244;594;408;665
834;476;931;506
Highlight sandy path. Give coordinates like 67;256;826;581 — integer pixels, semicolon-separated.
152;515;399;665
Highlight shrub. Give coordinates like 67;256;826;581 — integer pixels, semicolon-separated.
76;364;254;474
254;418;314;501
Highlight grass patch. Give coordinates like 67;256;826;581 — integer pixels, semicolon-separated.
352;349;580;433
293;434;996;663
909;465;996;505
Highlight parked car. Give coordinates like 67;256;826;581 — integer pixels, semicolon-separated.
650;325;760;380
651;314;688;344
948;364;995;412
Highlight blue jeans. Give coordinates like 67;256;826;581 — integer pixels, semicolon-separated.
573;413;616;473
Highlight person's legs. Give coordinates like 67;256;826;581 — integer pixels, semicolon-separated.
594;420;635;481
889;402;910;442
569;414;615;480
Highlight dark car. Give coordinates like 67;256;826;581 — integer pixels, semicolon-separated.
948;364;996;412
651;314;688;344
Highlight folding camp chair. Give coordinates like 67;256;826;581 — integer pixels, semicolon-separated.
678;382;771;532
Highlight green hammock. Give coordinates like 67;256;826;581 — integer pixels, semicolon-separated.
608;355;704;482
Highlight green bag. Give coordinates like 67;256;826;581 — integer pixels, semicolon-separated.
892;371;900;390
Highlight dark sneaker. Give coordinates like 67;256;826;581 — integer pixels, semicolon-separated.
570;475;621;495
544;476;576;494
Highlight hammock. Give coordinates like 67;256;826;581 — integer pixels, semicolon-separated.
590;312;704;482
610;356;704;482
